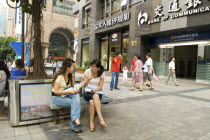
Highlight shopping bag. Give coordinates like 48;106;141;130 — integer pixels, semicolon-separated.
153;74;158;82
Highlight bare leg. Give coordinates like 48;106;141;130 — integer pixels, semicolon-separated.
139;82;143;90
130;80;135;89
93;94;105;124
89;100;95;128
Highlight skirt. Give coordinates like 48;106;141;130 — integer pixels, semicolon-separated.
133;72;143;83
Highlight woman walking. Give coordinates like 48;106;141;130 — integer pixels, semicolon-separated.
130;55;144;91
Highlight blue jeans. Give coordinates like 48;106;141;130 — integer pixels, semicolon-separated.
110;72;119;89
52;94;81;130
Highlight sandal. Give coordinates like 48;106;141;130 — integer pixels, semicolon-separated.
90;126;95;132
150;88;154;90
129;88;134;91
138;89;143;91
73;120;82;127
100;123;108;127
71;130;83;133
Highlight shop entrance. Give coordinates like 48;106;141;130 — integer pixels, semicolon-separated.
152;45;198;80
174;45;198;79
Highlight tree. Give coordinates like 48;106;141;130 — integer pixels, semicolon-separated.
8;0;80;79
0;36;17;59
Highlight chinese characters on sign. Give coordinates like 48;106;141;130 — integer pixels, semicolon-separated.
138;0;210;26
95;13;130;30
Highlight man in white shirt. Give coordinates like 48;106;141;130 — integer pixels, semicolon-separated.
165;57;178;86
142;53;154;90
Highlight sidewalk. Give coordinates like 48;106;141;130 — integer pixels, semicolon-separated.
1;73;210;140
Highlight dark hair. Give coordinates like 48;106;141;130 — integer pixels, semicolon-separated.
115;52;121;56
52;58;75;86
137;55;141;60
15;59;24;71
90;59;104;77
146;53;151;57
171;57;176;61
0;59;11;78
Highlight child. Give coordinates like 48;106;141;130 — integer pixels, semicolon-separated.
122;65;129;85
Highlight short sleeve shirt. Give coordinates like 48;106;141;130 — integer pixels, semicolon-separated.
84;68;105;89
111;57;122;72
10;68;26;77
131;59;137;71
144;58;153;73
52;75;69;92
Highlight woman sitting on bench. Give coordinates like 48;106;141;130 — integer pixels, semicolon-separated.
52;58;82;133
83;59;107;132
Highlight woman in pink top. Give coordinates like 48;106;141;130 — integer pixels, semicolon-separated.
130;55;144;91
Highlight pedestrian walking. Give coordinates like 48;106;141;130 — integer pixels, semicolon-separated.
142;53;154;90
130;55;143;91
122;65;129;85
52;60;57;75
165;57;179;86
110;52;122;91
130;54;138;78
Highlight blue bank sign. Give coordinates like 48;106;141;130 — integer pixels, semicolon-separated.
151;30;210;45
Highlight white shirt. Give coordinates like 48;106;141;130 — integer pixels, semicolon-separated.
84;68;105;89
144;58;153;73
122;70;128;78
169;61;175;70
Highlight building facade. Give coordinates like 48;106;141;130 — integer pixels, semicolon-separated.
6;0;76;61
0;2;7;37
74;0;210;84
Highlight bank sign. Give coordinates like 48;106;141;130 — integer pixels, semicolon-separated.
95;13;130;30
138;0;210;26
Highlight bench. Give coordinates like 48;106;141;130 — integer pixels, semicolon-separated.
48;95;113;124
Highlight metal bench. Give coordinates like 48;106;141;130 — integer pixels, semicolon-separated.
48;95;113;124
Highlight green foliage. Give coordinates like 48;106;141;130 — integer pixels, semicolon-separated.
84;60;91;67
0;37;17;59
76;67;87;70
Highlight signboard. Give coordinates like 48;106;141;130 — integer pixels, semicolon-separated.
109;32;122;46
73;39;78;61
138;0;210;26
20;83;68;121
150;30;210;45
10;42;30;66
95;13;130;30
15;2;27;35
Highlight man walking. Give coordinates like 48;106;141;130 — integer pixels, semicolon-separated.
110;52;122;91
165;57;179;86
142;53;154;90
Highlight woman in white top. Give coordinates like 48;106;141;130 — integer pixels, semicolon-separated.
165;57;178;86
84;59;107;132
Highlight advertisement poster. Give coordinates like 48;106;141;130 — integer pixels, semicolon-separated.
73;39;78;61
10;42;30;66
20;83;69;121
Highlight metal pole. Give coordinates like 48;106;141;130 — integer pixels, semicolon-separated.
21;1;25;62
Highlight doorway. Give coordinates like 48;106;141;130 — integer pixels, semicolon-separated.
174;45;198;79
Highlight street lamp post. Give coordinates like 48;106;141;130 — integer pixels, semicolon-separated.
21;4;25;63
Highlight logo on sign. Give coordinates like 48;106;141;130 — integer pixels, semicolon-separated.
112;33;118;39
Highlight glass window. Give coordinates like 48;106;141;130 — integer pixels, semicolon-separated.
53;0;75;16
83;6;91;29
82;39;90;67
111;0;120;15
49;33;68;57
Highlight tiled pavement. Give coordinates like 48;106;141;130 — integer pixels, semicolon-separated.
1;74;210;140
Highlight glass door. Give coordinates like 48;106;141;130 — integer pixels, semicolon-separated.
151;46;168;77
196;44;210;84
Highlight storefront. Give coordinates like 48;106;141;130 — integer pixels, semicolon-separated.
99;30;129;70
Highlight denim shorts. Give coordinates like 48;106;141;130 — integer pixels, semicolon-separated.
83;92;102;102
